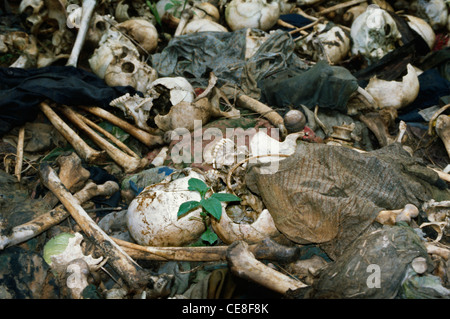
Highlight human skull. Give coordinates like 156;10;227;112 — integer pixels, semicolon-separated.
126;170;207;246
191;2;220;21
43;232;103;299
350;5;402;63
117;18;159;54
225;0;281;31
19;0;46;34
86;14;115;48
148;77;196;106
151;82;240;132
89;29;158;93
297;23;351;64
182;19;228;34
5;31;39;68
115;0;156;23
403;14;436;49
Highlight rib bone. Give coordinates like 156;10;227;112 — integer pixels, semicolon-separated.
58;105;148;173
40;102;105;163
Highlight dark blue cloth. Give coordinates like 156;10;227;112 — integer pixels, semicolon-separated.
398;68;450;122
0;66;138;136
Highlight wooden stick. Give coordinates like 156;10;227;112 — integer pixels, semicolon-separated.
14;126;25;181
288;18;323;35
39;163;149;290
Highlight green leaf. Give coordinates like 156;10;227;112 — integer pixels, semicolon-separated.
210;193;241;202
201;227;218;245
40;145;74;162
164;2;174;10
146;0;161;27
200;197;222;220
177;200;200;217
188;178;209;197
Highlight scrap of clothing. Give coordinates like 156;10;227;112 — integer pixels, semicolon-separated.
0;66;138;137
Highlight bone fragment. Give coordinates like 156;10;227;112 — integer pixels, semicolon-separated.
395;120;407;143
236;95;287;138
375;204;419;225
113;237;300;263
66;0;97;67
411;257;427;274
428;103;450;136
429;168;450;183
39;163;149;290
42;152;91;208
425;242;450;260
40;102;105;163
358;113;395;147
14;126;25;182
0;180;119;250
77;105;164;147
57;152;91;193
211;209;281;244
227;241;307;295
174;10;193;36
58;105;148;173
435;115;450;159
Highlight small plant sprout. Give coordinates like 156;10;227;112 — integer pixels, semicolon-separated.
177;178;241;244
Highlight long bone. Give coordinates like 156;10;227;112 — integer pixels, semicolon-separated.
66;0;97;67
113;237;300;263
0;180;119;250
58;105;149;173
40;102;105;163
77;105;164;148
227;240;307;295
236;95;288;138
39;163;150;290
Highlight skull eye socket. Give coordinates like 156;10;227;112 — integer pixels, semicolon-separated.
23;6;35;16
122;61;135;73
95;21;106;31
384;23;391;36
120;46;129;58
